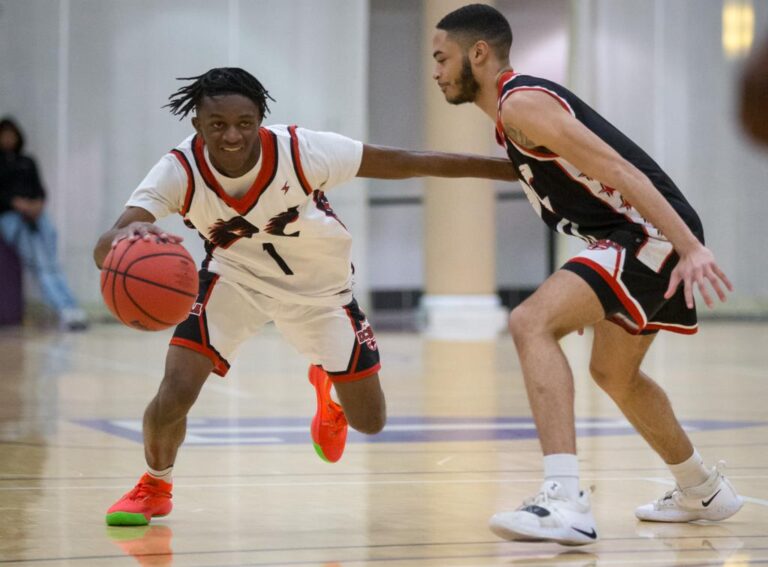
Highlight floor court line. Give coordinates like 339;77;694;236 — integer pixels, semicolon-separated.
2;474;768;491
5;544;766;567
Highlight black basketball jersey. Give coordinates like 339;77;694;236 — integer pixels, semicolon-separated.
495;71;703;248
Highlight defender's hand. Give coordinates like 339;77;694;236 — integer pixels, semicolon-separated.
665;245;732;309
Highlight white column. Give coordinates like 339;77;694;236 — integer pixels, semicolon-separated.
420;0;507;340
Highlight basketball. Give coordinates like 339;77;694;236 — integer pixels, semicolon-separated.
100;238;199;331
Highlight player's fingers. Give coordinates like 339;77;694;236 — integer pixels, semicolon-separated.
111;233;130;247
705;269;727;303
697;278;713;308
665;270;681;299
711;264;734;292
683;277;695;309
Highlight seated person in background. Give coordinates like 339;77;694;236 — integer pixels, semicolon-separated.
0;117;88;330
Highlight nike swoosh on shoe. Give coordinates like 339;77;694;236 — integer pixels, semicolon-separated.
571;526;598;539
702;489;722;507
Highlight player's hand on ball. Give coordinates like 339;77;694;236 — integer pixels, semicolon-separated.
111;222;183;247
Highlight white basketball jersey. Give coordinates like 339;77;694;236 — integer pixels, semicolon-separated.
126;125;363;306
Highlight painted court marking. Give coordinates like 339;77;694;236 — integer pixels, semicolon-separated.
74;416;765;446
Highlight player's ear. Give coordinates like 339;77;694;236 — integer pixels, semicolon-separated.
470;40;490;64
191;116;201;134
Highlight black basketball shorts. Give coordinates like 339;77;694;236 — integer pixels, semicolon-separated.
562;231;697;335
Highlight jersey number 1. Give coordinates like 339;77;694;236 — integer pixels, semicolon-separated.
262;243;294;275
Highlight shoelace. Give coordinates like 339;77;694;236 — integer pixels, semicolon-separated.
656;460;726;507
322;401;347;433
521;483;595;508
126;482;170;501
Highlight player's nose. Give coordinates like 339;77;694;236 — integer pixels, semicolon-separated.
223;125;243;144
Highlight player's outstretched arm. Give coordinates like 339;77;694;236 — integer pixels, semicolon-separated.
93;206;181;269
356;144;518;181
500;90;733;309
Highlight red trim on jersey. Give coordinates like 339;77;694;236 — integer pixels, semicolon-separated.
327;363;381;384
607;314;642;335
500;86;574;115
198;273;219;340
192;129;278;215
568;257;646;329
496;69;517;98
612;247;623;279
508;139;559;159
288;125;313;195
169;273;229;376
343;305;362;374
656;246;676;273
170;149;195;216
170;338;230;376
644;322;698;335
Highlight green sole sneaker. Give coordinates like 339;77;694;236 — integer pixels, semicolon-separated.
106;511;151;526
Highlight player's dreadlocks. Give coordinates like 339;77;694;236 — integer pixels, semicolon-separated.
165;67;275;120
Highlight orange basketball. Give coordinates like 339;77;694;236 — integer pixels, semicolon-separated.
100;238;199;331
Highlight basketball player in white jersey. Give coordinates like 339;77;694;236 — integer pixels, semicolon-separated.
93;67;518;527
431;4;742;546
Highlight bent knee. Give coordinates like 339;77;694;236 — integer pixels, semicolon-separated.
589;363;639;399
508;304;539;339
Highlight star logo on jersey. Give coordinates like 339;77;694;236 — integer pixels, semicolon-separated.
619;195;633;210
598;185;616;197
281;182;290;194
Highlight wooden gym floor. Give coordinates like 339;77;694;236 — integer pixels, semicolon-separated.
0;319;766;566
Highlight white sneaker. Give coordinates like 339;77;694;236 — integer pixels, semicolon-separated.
489;481;598;546
635;461;743;522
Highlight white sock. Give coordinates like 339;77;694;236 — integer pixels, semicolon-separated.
543;453;580;499
147;465;173;484
668;449;709;489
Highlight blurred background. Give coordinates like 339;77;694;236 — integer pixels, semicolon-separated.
1;0;766;323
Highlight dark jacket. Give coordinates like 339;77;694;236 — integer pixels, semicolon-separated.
0;152;46;215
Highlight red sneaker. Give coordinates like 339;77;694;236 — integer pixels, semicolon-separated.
309;365;348;463
106;473;173;526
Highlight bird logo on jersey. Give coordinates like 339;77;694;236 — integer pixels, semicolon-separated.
208;216;260;249
265;206;301;237
356;321;378;351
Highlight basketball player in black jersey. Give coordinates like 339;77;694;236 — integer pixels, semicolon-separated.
432;4;742;546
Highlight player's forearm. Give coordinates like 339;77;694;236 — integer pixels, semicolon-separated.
358;144;517;181
93;207;160;269
432;153;518;181
612;165;702;256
